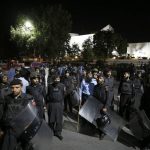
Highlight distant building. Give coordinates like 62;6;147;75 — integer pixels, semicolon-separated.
69;33;94;50
127;42;150;59
69;25;150;59
69;24;114;50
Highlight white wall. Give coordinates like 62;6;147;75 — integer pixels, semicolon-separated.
127;42;150;58
69;34;94;50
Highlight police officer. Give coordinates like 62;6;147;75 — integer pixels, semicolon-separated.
93;75;107;107
0;79;34;150
46;75;65;140
133;71;144;111
104;69;114;110
93;75;108;140
26;72;46;119
0;74;11;99
118;72;135;121
61;70;75;113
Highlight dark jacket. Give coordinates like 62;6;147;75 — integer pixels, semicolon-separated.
46;82;65;123
93;84;107;107
118;79;135;96
26;84;46;118
0;93;33;128
46;83;65;104
26;84;46;106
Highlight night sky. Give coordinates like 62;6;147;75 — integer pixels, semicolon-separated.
1;0;150;43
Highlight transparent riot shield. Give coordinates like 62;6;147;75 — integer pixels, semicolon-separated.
31;120;53;150
79;96;126;141
10;101;39;137
129;110;150;140
10;101;53;150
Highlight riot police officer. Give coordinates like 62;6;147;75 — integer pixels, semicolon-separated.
93;75;108;140
104;69;114;110
118;72;135;121
26;72;46;119
46;75;65;140
0;79;34;150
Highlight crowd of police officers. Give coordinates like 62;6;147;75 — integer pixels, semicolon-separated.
0;61;150;150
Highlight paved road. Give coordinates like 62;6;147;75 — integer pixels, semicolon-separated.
49;129;136;150
44;79;140;150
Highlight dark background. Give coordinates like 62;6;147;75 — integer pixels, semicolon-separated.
0;0;150;45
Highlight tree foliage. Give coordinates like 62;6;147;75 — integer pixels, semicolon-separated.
68;44;81;58
10;15;38;55
10;5;72;59
93;30;128;59
31;4;72;59
82;38;95;61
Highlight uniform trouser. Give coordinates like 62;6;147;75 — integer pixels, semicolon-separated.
107;91;114;108
119;94;132;120
133;92;142;111
48;103;63;136
2;129;17;150
49;122;62;136
64;94;72;113
37;105;44;119
2;129;30;150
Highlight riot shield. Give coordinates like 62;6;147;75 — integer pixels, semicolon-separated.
31;120;53;150
79;96;101;125
129;110;150;140
70;88;80;107
79;96;126;141
10;101;53;150
11;101;39;137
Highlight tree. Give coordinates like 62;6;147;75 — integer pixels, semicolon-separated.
93;30;128;59
68;44;81;59
10;15;38;56
32;4;72;59
82;38;95;61
10;4;72;59
112;33;128;55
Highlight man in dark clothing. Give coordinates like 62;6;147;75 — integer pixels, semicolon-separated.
61;70;75;113
0;74;11;99
104;69;114;110
133;72;144;111
93;76;107;107
26;72;46;119
118;72;135;121
93;75;108;140
46;75;65;140
0;79;34;150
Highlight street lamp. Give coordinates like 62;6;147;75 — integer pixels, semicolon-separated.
21;20;34;35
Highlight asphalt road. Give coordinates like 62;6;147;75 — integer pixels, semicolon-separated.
49;129;136;150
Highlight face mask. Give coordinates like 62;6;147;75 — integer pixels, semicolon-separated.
54;81;60;85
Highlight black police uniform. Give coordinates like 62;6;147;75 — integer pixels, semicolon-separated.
61;75;75;113
93;84;108;139
0;93;33;150
46;82;65;140
104;76;114;108
118;79;135;120
26;83;46;119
